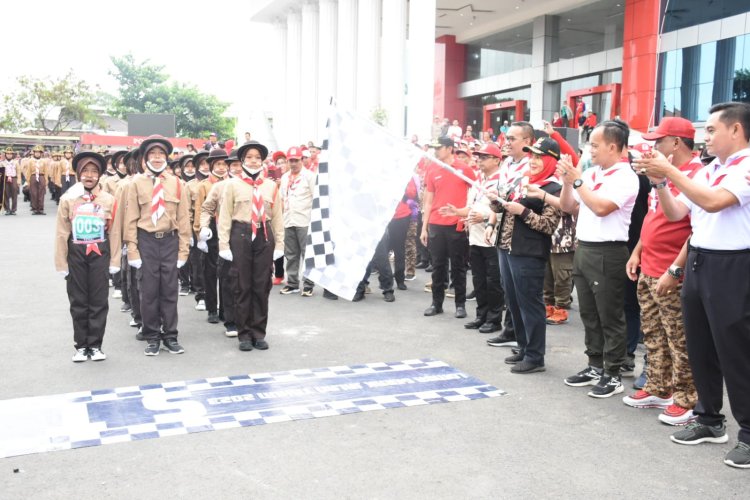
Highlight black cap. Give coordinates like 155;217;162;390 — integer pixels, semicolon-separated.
72;152;105;176
523;137;560;159
237;140;269;162
429;136;454;148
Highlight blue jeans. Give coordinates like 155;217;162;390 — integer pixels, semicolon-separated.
498;250;547;365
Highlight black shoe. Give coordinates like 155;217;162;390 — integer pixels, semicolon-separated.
396;282;407;291
415;261;428;269
511;347;520;355
353;289;365;302
162;338;185;354
424;304;443;316
587;374;624;398
455;306;467;318
207;312;220;324
120;303;132;313
253;339;269;350
504;353;524;364
487;332;517;347
511;360;546;374
620;361;636;378
144;341;160;356
383;291;395;302
323;289;338;300
464;318;483;329
466;290;476;301
136;327;146;341
425;264;434;272
478;322;501;334
239;340;254;351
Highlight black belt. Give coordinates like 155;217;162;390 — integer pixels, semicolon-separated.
233;221;267;229
578;240;627;247
139;228;176;239
689;245;750;255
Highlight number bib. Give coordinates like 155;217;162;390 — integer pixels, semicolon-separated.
71;203;106;244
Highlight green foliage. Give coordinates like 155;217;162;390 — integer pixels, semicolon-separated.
109;53;233;139
0;70;103;135
371;107;388;126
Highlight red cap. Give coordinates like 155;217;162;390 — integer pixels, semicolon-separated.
629;143;652;158
473;143;503;158
286;147;302;160
641;117;695;141
272;151;286;163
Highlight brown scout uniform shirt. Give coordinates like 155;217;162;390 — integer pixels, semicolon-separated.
199;179;231;232
218;175;283;253
123;172;191;262
108;175;136;267
51;158;76;186
186;178;201;225
193;176;224;234
21;157;49;183
55;184;119;273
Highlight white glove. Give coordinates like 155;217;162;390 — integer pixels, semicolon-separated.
199;227;213;241
177;260;186;269
197;240;208;253
109;266;121;274
58;270;69;278
219;249;233;262
129;259;142;269
190;237;194;247
273;249;284;261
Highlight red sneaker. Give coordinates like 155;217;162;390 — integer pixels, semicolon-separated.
546;307;569;325
272;276;283;286
545;305;555;318
622;390;673;409
658;404;697;426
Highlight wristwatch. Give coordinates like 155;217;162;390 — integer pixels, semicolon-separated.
650;180;668;189
667;265;684;279
573;179;583;189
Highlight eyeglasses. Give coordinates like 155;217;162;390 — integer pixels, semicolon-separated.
476;154;493;160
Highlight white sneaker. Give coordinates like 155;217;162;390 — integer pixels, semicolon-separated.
129;318;139;327
225;328;238;338
112;289;122;299
658;404;697;426
89;348;107;361
622;390;673;409
195;299;206;311
72;348;89;362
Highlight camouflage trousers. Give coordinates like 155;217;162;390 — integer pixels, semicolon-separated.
638;274;697;408
405;220;417;276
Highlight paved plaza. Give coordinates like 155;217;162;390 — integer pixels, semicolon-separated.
0;198;746;499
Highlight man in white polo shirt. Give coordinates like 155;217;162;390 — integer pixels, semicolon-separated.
558;119;639;398
636;101;750;469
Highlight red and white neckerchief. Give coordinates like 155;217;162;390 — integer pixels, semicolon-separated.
591;165;623;191
150;174;166;226
284;172;301;211
242;176;266;241
705;154;748;187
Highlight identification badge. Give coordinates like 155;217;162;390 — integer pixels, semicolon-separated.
71;203;106;244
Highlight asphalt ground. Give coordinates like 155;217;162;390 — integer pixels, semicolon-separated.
1;196;746;499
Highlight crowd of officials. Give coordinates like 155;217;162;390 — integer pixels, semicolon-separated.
5;100;746;469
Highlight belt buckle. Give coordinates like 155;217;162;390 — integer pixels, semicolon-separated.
154;231;165;239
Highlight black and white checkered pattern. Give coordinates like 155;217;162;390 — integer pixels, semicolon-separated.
0;359;504;458
303;107;424;300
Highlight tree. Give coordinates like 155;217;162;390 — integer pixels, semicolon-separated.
109;54;234;139
0;70;103;135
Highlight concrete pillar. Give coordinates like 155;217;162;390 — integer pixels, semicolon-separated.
300;2;319;144
406;0;435;144
531;15;559;124
270;20;287;147
336;0;358;110
380;0;407;135
285;10;302;145
317;0;338;141
356;0;381;115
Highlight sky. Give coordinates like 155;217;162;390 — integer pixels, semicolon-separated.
3;0;275;116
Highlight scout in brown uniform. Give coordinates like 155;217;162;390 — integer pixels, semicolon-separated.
194;148;229;324
218;141;284;351
60;146;76;196
100;150;128;195
123;135;191;356
189;151;210;310
48;149;62;204
199;149;241;337
2;147;19;215
23;145;49;214
178;153;197;296
55;152;119;362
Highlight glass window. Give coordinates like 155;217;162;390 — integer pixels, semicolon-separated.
698;42;716;85
662;0;750;33
552;0;624;62
466;24;533;80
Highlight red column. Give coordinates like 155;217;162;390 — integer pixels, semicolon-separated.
434;35;466;125
620;0;661;132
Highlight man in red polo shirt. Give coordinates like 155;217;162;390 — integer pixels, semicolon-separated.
420;136;476;318
624;118;703;425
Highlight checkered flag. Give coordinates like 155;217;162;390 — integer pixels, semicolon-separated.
304;105;424;300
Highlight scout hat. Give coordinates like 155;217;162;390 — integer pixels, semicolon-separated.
32;145;44;153
72;151;105;176
139;134;174;157
227;149;240;164
179;154;195;169
193;151;209;168
207;148;228;170
523;137;560;159
4;146;14;154
237;140;269;162
111;150;127;168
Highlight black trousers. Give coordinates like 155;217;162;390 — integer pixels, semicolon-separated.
218;256;236;328
682;248;750;444
137;229;179;341
417;212;430;264
204;221;219;313
230;222;273;342
129;265;142;326
120;249;130;306
388;216;409;284
67;239;109;349
470;245;504;325
428;223;468;306
4;180;18;212
274;256;284;278
359;229;394;294
189;245;205;299
60;177;75;196
178;256;191;288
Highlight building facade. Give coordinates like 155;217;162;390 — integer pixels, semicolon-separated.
250;0;750;146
